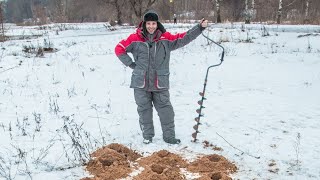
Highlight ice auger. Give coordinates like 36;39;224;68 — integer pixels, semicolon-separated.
192;31;225;142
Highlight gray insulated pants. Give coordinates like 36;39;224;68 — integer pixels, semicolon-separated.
134;89;175;141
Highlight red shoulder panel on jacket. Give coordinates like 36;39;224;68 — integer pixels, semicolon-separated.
115;33;144;56
160;32;187;41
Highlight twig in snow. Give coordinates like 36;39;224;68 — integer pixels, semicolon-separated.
216;132;260;159
293;132;301;169
91;104;106;144
0;154;13;180
0;65;21;74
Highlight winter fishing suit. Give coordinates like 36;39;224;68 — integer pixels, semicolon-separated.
115;10;205;143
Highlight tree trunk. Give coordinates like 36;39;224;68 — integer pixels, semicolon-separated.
114;0;122;25
245;0;250;24
251;0;255;20
304;0;309;23
215;0;221;23
0;2;5;42
98;0;124;25
277;0;282;24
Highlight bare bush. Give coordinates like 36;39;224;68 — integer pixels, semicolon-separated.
57;115;97;166
0;154;14;180
33;112;42;132
49;95;60;115
22;38;56;57
15;116;30;136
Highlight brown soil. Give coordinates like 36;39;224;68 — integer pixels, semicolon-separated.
134;150;188;180
82;144;237;180
82;143;142;180
187;154;238;180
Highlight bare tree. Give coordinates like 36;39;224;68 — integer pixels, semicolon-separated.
47;0;67;23
0;2;5;42
215;0;222;23
244;0;256;24
304;0;310;23
4;0;33;23
59;0;109;23
155;0;171;20
97;0;125;25
225;0;243;22
276;0;283;24
129;0;156;23
251;0;256;21
2;0;319;25
244;0;250;23
32;2;48;25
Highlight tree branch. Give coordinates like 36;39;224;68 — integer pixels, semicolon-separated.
283;0;298;8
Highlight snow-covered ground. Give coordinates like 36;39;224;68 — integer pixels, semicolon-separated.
0;22;320;179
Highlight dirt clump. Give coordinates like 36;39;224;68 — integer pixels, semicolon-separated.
133;150;188;180
138;150;188;168
203;140;223;151
82;143;142;180
187;154;237;180
106;143;141;161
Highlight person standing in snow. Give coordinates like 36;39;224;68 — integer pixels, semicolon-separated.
115;10;208;144
173;14;177;24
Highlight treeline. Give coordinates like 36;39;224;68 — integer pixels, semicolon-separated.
1;0;319;25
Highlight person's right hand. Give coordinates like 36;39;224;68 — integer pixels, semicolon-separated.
129;62;136;69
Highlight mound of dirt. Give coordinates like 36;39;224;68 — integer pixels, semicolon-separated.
82;144;237;180
134;150;188;180
83;143;142;180
187;154;237;180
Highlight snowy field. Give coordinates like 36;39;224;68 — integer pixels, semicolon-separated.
0;22;320;179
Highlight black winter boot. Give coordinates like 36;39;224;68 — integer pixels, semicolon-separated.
164;138;181;144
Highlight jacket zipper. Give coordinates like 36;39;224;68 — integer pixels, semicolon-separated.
154;43;157;63
154;43;158;89
144;42;150;90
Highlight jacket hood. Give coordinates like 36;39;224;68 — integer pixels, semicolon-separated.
136;20;166;40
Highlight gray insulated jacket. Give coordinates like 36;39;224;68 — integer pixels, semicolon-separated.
115;22;204;91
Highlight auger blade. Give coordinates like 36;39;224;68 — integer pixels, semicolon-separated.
193;124;199;130
196;109;204;115
198;100;203;105
194;117;200;122
192;132;197;139
199;92;205;97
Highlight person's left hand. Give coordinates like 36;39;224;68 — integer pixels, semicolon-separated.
200;18;208;28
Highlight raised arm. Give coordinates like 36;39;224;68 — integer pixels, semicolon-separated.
164;19;208;51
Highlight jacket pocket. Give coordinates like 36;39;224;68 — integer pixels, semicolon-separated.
155;69;170;89
131;69;146;88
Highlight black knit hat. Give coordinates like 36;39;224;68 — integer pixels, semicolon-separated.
143;11;159;22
